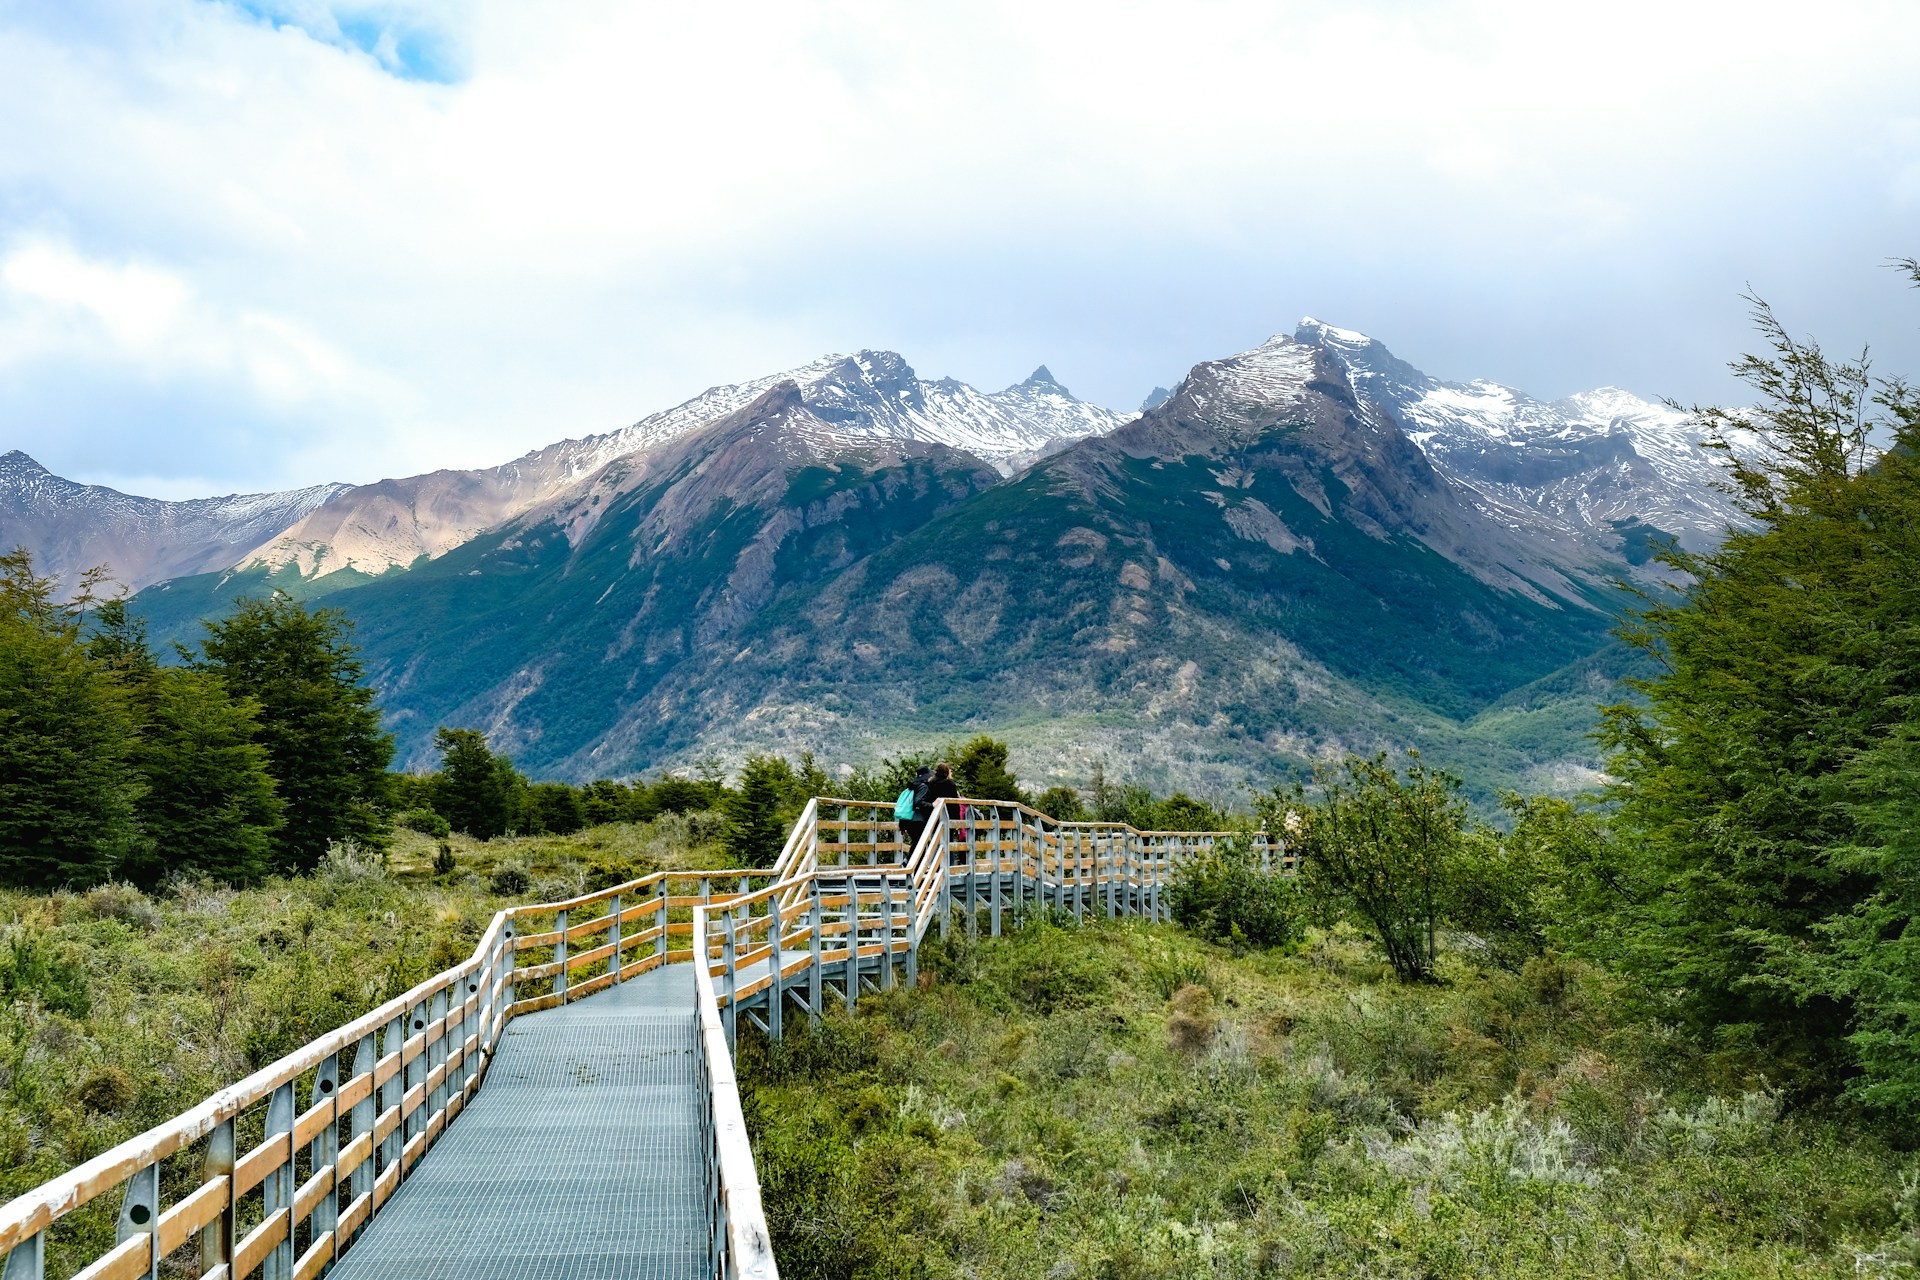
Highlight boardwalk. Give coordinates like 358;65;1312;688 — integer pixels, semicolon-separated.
328;964;704;1280
0;798;1277;1280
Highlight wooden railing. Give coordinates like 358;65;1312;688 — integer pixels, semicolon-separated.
0;798;1276;1280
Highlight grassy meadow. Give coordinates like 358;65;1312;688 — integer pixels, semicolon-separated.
0;813;730;1272
739;917;1920;1280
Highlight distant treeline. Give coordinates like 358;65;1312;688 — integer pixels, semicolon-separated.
387;727;1247;872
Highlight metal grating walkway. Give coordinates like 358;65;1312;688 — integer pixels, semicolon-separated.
329;963;705;1280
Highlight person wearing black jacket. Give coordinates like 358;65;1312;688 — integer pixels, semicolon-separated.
921;761;962;862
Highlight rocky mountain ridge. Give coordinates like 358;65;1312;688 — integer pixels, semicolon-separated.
2;352;1124;592
11;321;1747;799
1293;318;1747;554
0;449;348;593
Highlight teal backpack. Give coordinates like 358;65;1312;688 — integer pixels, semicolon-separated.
894;788;916;821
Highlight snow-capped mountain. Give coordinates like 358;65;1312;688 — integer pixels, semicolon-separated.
1293;318;1747;553
234;351;1124;582
588;351;1127;466
0;450;348;593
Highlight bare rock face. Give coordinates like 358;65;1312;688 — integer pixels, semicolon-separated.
0;450;347;592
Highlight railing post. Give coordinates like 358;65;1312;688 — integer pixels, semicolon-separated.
200;1116;236;1275
768;895;785;1042
427;987;446;1121
809;878;824;1022
501;921;517;1012
880;872;896;992
406;997;428;1149
1075;829;1087;923
904;872;919;988
350;1035;374;1207
114;1161;158;1280
309;1052;340;1250
458;969;479;1094
609;893;623;984
938;806;953;939
554;908;569;1003
657;887;670;964
1;1232;43;1280
990;807;1004;937
262;1081;295;1280
379;1013;403;1177
722;911;738;1052
844;879;859;1013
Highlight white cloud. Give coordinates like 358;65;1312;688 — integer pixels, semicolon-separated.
0;0;1917;494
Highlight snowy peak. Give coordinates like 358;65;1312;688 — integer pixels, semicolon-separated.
589;350;1127;469
228;347;1127;582
0;451;349;592
1291;318;1745;553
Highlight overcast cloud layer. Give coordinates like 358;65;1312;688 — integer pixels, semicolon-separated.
2;0;1918;498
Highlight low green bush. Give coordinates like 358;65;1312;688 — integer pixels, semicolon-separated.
1168;840;1302;948
397;807;452;838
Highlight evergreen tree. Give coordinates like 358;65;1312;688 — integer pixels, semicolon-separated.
1034;785;1088;822
582;780;632;826
524;782;586;835
724;755;795;866
1600;268;1920;1089
0;550;144;888
124;669;283;886
952;736;1024;802
431;728;520;839
194;594;393;871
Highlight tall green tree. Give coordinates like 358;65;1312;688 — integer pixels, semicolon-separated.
952;736;1024;802
1600;267;1920;1089
724;755;795;867
0;550;144;888
431;728;521;839
194;594;393;871
522;782;586;836
123;669;284;886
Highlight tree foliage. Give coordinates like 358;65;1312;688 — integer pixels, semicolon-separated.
194;595;393;872
724;754;797;867
1266;753;1468;982
0;551;144;888
431;728;520;839
1600;264;1920;1098
123;669;283;887
1167;838;1300;948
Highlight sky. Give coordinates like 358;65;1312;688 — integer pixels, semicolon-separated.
1;0;1917;499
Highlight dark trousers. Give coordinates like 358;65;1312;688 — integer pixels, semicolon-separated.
900;819;927;855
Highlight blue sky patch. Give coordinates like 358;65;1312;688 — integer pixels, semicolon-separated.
217;1;462;83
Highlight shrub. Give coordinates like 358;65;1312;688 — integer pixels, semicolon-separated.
74;1066;135;1115
488;865;530;896
1168;840;1301;949
0;929;91;1016
1165;983;1217;1053
1267;752;1467;982
398;808;451;838
432;843;456;875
